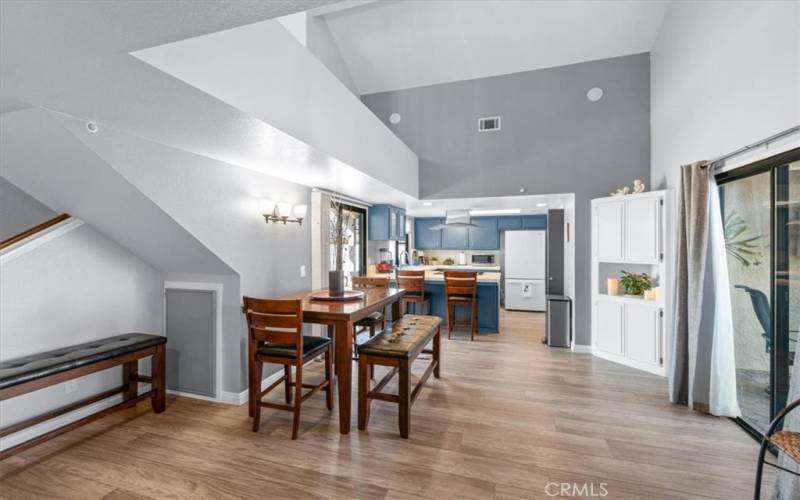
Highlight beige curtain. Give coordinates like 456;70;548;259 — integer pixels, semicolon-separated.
669;161;741;416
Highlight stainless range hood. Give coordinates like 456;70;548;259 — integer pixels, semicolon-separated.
429;210;479;230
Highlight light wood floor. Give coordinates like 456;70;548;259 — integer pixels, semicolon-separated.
0;310;772;499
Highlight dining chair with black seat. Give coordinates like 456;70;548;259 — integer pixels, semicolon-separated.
352;277;389;361
444;271;478;341
396;269;429;316
242;296;333;439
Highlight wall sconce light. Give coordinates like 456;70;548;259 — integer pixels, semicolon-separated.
260;199;306;225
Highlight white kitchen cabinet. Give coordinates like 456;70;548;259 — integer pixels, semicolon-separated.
625;304;661;366
626;197;661;263
595;300;624;355
595;202;625;261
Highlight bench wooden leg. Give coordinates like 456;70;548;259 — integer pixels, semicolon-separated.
358;354;370;430
151;344;166;413
122;360;138;401
399;359;410;439
434;326;441;379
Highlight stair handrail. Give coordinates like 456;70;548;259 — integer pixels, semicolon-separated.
0;213;71;250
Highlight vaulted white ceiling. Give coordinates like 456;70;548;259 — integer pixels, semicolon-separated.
319;0;670;94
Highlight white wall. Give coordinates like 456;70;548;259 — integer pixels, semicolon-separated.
133;18;419;198
651;0;800;190
0;176;56;241
0;223;162;445
60;117;313;392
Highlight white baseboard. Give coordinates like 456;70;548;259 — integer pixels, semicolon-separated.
219;370;285;407
571;343;592;354
0;393;124;452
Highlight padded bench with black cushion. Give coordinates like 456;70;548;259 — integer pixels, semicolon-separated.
357;315;441;438
0;333;166;460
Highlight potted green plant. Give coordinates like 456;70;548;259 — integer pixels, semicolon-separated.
619;271;652;297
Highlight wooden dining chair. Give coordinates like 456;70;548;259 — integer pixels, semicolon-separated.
443;271;478;341
396;269;429;316
242;296;333;439
351;277;389;359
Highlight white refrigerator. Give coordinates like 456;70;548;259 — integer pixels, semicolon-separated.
504;230;546;311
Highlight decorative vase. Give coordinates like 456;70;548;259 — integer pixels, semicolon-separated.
329;270;344;297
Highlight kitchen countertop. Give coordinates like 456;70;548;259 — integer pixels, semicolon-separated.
367;264;501;283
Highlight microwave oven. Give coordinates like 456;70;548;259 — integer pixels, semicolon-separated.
471;254;495;265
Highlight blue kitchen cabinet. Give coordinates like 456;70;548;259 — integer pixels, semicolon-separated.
395;208;406;240
369;204;406;240
441;224;469;249
414;217;443;249
468;217;499;249
497;216;522;231
522;215;547;230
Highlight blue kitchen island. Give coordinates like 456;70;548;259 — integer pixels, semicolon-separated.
370;266;500;334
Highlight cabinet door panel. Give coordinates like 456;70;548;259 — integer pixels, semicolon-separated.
498;216;522;231
389;209;398;240
626;198;660;262
595;202;624;261
522;215;547;230
442;225;469;249
468;217;499;249
397;211;406;240
595;300;624;355
625;305;660;365
414;218;442;249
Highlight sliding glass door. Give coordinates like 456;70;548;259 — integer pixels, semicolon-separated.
717;148;799;437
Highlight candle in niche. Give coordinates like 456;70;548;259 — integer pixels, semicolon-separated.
607;278;619;296
644;289;657;301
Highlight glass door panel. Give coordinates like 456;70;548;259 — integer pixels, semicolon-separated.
717;149;800;439
329;203;366;289
774;161;800;414
720;171;772;434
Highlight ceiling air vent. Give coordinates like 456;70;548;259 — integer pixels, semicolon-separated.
478;116;501;132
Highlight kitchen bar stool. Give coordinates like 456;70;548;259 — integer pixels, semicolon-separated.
396;270;429;316
443;271;478;341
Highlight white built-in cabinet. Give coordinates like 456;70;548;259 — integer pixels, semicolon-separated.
591;190;672;376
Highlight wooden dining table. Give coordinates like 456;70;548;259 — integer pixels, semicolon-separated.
278;287;405;434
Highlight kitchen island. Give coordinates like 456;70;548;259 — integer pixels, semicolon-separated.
367;265;500;334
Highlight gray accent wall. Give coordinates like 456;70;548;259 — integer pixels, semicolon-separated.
0;176;56;241
362;53;651;345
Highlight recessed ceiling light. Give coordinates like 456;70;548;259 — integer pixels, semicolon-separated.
519;188;526;193
536;202;548;208
389;113;402;124
422;201;433;206
85;121;99;133
470;209;521;216
587;87;604;102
